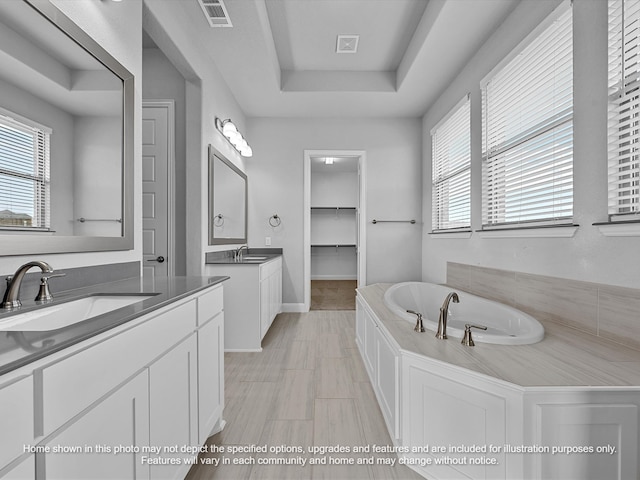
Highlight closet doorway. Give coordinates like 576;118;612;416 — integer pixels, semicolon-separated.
303;150;366;311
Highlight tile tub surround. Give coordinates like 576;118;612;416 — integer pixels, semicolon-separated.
446;262;640;351
357;283;640;387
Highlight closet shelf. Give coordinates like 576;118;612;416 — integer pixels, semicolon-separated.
311;244;356;248
310;206;357;210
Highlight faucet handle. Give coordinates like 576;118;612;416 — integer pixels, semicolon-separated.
35;273;66;303
461;324;487;347
407;309;425;333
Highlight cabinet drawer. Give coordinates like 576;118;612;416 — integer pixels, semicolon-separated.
197;285;223;325
38;300;196;436
259;257;282;280
0;376;33;470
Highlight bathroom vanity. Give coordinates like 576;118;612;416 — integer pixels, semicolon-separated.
356;283;640;480
206;251;282;351
0;275;227;480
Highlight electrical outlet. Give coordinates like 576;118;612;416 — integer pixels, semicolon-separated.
265;236;271;246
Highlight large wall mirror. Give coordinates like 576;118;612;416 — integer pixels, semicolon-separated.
0;0;134;255
209;146;247;245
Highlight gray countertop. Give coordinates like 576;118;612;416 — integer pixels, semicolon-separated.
205;248;282;265
0;275;228;376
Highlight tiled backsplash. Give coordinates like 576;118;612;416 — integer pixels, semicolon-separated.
446;262;640;351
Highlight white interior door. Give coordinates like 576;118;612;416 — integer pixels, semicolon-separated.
142;102;173;277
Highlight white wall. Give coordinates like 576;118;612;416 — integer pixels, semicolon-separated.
0;0;142;275
421;0;639;289
73;116;122;237
143;1;247;276
247;117;422;305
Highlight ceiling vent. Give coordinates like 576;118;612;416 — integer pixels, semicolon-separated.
198;0;232;28
336;35;359;54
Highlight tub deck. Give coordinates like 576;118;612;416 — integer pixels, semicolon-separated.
358;283;640;387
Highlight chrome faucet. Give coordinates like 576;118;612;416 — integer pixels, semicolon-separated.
435;291;459;340
234;245;248;261
2;261;54;310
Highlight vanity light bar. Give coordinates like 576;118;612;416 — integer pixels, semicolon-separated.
215;118;253;157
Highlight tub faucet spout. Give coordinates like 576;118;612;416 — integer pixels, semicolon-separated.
435;292;459;340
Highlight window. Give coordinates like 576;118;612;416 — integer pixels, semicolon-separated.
431;95;471;231
608;0;640;219
481;4;573;228
0;111;50;230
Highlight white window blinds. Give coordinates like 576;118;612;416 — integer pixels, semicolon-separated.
0;113;50;230
481;5;573;228
431;95;471;231
608;0;640;218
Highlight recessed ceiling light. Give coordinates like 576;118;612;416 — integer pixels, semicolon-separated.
325;158;335;165
336;35;359;54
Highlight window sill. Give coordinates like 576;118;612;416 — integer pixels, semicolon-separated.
428;229;472;239
477;224;578;239
594;221;640;237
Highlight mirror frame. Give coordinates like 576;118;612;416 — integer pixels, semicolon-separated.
0;0;134;255
208;145;247;246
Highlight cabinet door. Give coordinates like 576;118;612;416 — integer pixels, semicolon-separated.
43;371;150;480
260;275;270;338
149;335;198;480
0;376;33;471
269;268;281;325
0;455;34;480
197;314;224;444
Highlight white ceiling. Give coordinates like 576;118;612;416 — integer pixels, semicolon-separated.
178;0;520;118
311;155;359;173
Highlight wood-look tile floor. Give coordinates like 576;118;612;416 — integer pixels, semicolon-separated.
310;280;357;310
185;311;424;480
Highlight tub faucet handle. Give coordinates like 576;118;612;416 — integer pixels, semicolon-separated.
461;324;487;347
407;309;425;333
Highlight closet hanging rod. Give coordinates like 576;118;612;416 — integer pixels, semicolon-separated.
372;219;416;224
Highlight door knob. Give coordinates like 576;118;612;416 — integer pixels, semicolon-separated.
147;256;165;263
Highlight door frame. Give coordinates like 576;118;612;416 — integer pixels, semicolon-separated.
303;149;367;312
142;100;176;277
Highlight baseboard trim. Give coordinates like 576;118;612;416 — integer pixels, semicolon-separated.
224;348;262;353
282;303;307;313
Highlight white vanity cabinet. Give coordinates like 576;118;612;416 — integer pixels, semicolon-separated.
0;376;34;474
260;257;283;338
149;335;199;479
355;295;400;440
42;371;150;480
209;256;282;351
0;282;225;480
196;287;224;445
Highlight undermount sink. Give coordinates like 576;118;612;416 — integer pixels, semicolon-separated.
240;256;267;261
0;294;156;332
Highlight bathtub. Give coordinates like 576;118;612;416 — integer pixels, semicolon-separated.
383;282;544;345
